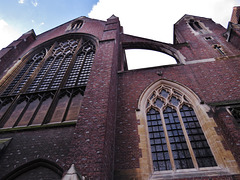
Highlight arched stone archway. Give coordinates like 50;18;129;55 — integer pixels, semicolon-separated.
3;159;63;180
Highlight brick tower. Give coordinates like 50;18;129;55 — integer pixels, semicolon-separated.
0;7;239;180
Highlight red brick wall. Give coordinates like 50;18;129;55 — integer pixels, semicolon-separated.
10;166;62;180
175;16;240;61
214;107;240;168
65;16;121;179
115;58;240;171
0;126;75;179
231;6;240;24
0;10;239;180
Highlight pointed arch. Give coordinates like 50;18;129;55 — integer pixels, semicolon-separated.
136;79;239;179
121;34;186;64
0;33;96;128
2;158;63;180
138;79;201;112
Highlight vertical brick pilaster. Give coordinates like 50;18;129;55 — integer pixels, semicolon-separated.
66;16;121;179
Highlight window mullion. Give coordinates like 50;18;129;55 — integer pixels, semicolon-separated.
160;108;176;171
74;52;88;87
0;95;19;128
0;59;26;95
46;39;80;91
34;42;58;92
7;60;38;96
13;95;32;127
27;94;44;126
58;39;83;89
61;90;73;122
41;39;83;124
73;42;92;87
19;45;56;94
46;55;67;91
41;90;58;125
176;108;199;169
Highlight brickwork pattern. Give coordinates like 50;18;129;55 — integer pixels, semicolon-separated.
214;107;240;168
175;16;240;61
115;58;240;178
65;16;121;180
0;126;74;179
0;8;239;180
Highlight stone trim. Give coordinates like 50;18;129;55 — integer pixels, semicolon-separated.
134;79;240;179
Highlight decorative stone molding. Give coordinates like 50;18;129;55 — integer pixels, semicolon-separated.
135;79;239;179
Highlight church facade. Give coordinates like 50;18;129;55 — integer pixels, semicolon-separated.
0;6;239;180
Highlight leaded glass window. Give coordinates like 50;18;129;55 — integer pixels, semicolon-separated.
146;85;217;171
0;36;96;128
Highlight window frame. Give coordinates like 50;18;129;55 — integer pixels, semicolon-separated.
0;34;98;129
136;79;239;179
146;86;217;171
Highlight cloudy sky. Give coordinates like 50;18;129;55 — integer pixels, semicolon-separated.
0;0;239;69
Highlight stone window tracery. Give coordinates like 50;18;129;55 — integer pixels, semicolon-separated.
188;19;209;34
146;85;217;171
0;36;96;128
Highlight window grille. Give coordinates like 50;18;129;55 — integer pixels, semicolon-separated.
146;86;217;171
0;37;96;128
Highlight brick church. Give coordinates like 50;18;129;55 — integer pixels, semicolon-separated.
0;6;239;180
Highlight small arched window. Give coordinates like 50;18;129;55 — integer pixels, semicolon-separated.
146;85;217;171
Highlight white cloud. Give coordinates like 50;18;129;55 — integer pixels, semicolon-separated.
39;22;44;26
31;0;38;7
89;0;239;69
0;19;21;50
18;0;25;4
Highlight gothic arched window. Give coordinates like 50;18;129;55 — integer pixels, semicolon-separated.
0;36;96;128
146;85;217;171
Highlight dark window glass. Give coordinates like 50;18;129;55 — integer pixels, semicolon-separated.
147;108;172;171
180;105;217;167
164;107;194;169
147;87;217;172
0;37;95;128
154;99;164;109
160;89;169;98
